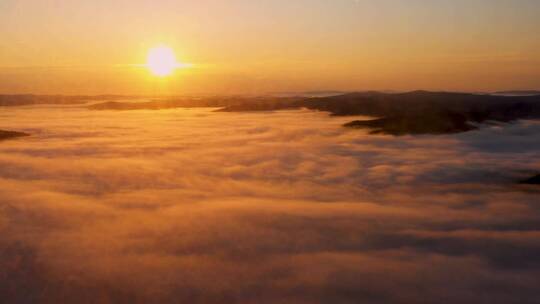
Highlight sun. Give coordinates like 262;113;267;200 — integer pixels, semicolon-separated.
146;45;179;77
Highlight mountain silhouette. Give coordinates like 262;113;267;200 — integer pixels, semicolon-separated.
494;90;540;96
219;91;540;135
0;130;30;141
53;91;540;135
520;174;540;185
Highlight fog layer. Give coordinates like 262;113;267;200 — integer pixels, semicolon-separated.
1;106;539;303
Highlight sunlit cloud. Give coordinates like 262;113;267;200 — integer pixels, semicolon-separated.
0;106;539;302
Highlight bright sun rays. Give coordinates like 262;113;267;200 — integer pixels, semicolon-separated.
146;45;188;77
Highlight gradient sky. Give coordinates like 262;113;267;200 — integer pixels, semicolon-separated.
1;0;539;95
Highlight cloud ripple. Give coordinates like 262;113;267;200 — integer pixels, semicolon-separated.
0;106;539;303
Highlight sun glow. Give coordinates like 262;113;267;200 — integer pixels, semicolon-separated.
146;46;180;77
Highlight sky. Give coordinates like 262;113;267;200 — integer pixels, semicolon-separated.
1;0;540;95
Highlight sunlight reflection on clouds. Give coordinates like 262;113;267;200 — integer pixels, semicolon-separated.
1;106;539;303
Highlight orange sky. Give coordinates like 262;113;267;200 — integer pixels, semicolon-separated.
1;0;539;95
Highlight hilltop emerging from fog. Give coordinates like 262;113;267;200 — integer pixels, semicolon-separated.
0;94;131;106
0;130;29;140
3;91;540;135
88;91;540;135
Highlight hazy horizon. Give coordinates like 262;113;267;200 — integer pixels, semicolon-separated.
2;88;540;98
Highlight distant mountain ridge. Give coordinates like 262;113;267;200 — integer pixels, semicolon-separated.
88;96;299;111
0;94;130;106
220;90;540;135
86;91;540;135
493;90;540;96
0;130;30;141
5;91;540;135
520;174;540;185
